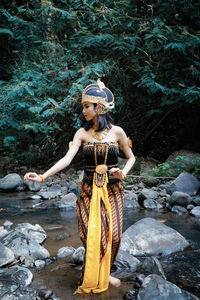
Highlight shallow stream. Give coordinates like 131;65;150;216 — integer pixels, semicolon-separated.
0;191;200;299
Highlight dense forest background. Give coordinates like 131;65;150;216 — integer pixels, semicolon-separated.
0;0;200;167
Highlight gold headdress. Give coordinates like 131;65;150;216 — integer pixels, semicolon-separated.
82;79;114;114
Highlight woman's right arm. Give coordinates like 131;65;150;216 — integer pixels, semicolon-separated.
24;128;83;183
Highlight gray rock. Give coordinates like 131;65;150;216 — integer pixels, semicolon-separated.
68;181;78;195
0;230;50;261
190;206;200;218
114;249;140;272
137;274;200;300
54;192;77;209
167;172;200;195
124;199;141;209
0;173;24;191
171;205;189;215
3;220;13;230
71;246;85;264
30;194;42;200
0;241;15;267
142;256;166;279
0;265;33;288
138;188;159;200
57;246;75;258
0;226;9;239
34;259;45;269
168;191;192;207
141;176;159;187
25;180;41;192
15;223;47;244
143;199;162;209
120;218;189;256
39;184;62;199
187;204;195;211
166;150;200;172
191;196;200;206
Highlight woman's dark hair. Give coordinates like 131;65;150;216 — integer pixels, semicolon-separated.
84;104;114;132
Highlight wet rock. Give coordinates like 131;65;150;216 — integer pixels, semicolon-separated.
39;288;53;299
68;181;78;195
171;205;189;215
168;191;192;207
141;176;159;187
187;204;195;211
142;256;166;279
0;173;24;191
0;266;33;293
0;230;50;262
0;241;15;267
3;220;13;230
15;223;47;244
39;184;62;199
35;259;45;269
143;199;162;209
54;192;77;209
30;194;42;200
190;206;200;218
114;249;140;273
71;246;85;264
124;199;141;209
191;196;200;206
57;246;75;259
0;226;9;239
56;232;70;241
123;289;137;299
167;172;200;196
120;218;189;256
138;188;159;207
137;274;200;300
25;180;41;192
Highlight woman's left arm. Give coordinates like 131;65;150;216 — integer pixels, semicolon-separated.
118;127;136;177
110;127;136;180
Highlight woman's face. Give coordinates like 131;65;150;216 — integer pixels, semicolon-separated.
82;102;97;121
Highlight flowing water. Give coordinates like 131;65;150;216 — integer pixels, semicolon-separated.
0;191;200;299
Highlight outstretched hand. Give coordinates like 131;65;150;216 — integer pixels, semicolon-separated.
109;168;125;181
24;172;42;183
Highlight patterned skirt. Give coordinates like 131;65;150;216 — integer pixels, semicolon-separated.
76;180;124;282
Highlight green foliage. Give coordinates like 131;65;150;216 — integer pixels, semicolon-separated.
150;155;200;178
0;0;200;164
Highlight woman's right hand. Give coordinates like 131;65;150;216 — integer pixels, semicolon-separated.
24;172;42;183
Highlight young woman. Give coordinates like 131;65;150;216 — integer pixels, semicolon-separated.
24;79;135;294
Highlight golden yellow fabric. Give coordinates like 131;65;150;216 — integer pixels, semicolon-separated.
76;173;112;294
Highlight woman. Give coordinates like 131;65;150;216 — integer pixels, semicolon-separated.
24;79;135;294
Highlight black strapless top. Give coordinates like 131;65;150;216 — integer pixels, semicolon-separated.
83;142;120;184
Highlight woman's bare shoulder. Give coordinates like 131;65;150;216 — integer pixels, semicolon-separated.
111;125;125;135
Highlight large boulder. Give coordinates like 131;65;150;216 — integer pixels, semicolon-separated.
0;241;15;267
120;218;189;256
137;274;200;300
167;172;200;196
0;173;24;191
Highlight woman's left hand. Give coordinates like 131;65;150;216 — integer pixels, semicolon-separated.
109;168;125;180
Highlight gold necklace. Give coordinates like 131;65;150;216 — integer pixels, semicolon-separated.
91;128;108;141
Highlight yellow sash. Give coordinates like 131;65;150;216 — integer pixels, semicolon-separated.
76;173;112;294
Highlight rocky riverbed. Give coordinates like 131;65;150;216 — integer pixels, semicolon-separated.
0;168;200;300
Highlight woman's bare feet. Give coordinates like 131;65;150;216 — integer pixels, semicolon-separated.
109;275;121;287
